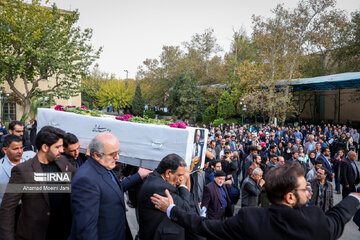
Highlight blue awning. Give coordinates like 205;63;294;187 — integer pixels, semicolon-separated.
288;72;360;91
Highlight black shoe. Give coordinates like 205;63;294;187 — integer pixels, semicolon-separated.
336;190;341;194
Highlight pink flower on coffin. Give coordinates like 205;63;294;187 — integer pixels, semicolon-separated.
169;123;179;128
54;105;65;111
65;105;76;108
178;122;187;129
115;116;124;121
81;105;88;110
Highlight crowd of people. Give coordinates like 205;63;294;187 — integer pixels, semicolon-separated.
0;120;359;240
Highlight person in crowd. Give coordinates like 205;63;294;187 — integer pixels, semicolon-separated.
137;154;202;240
0;122;8;139
242;146;258;180
306;159;323;182
308;150;317;165
340;151;360;199
62;133;84;168
151;162;360;240
241;168;264;207
309;167;333;212
29;119;37;147
0;135;26;204
0;126;77;240
202;170;233;220
332;149;345;194
0;121;36;160
215;138;226;160
69;132;151;240
304;134;316;155
208;160;222;183
248;154;262;176
277;156;285;166
317;147;334;182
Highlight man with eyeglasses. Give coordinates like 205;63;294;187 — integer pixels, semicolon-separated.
69;132;152;240
151;162;360;240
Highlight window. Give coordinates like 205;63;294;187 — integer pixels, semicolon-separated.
2;103;16;122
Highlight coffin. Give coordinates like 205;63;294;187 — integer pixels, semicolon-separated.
37;108;208;171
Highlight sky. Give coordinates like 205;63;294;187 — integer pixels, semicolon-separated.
45;0;359;79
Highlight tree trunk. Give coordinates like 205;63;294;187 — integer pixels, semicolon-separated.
22;98;31;122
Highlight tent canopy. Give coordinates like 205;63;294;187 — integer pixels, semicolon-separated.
288;72;360;91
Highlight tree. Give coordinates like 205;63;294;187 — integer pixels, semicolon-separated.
217;91;235;119
132;84;145;117
0;0;101;117
81;67;108;109
172;69;201;122
202;104;217;124
97;79;135;114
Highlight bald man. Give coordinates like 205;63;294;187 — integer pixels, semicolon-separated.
69;132;152;240
341;151;360;199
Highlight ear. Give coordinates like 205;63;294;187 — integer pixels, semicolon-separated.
2;147;7;154
8;130;13;135
165;169;172;178
284;192;296;206
92;152;101;161
41;144;49;153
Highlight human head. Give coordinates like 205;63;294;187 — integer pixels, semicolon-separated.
214;170;226;187
315;142;321;151
292;151;299;160
265;162;307;208
248;145;257;155
338;149;345;157
90;132;120;170
321;147;330;157
347;151;357;161
63;133;80;159
314;159;323;171
316;167;328;182
195;130;200;144
35;126;65;162
156;153;186;187
270;154;278;164
270;144;277;153
8;120;24;139
309;150;316;159
251;168;263;182
210;140;216;149
277;156;285;166
1;135;23;163
212;161;222;171
220;138;226;147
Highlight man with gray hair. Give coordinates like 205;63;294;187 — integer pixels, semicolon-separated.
69;132;152;240
241;167;265;207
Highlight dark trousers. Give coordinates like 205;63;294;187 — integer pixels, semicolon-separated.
342;186;353;199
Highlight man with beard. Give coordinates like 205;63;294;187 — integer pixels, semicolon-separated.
151;162;360;240
0;126;77;240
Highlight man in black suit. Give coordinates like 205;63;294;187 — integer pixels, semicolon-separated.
340;151;360;199
0;126;77;240
151;162;360;240
138;154;199;240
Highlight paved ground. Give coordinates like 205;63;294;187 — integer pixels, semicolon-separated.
126;161;360;239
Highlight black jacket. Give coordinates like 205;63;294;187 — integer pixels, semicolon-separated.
138;171;193;240
169;196;359;240
340;158;360;191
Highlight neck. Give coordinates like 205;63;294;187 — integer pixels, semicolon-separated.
319;179;326;184
37;152;49;164
9;158;20;165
